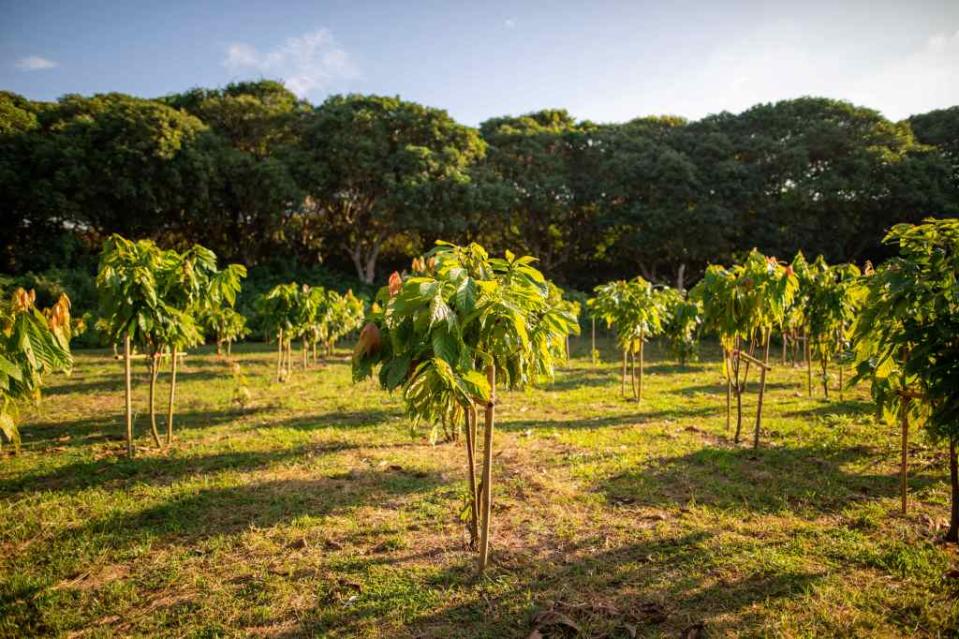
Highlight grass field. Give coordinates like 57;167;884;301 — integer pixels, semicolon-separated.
1;337;956;638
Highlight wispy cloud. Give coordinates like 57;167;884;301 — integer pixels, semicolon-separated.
15;55;57;71
504;18;516;29
223;29;357;98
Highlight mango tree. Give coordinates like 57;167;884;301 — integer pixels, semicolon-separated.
693;250;797;447
353;242;577;574
0;289;72;451
851;219;959;528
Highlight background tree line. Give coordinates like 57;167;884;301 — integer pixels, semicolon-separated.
3;80;957;300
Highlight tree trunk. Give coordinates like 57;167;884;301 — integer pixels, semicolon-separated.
227;340;232;356
734;337;744;444
638;338;645;402
630;350;637;399
900;399;910;514
752;333;771;449
566;335;571;361
947;438;959;543
464;405;479;549
805;333;812;397
165;345;178;446
478;365;496;574
124;337;134;458
276;330;283;382
147;353;162;448
781;333;787;365
839;361;844;401
216;340;223;356
725;349;732;432
591;318;596;364
302;338;308;370
621;349;627;398
821;355;829;399
676;262;686;292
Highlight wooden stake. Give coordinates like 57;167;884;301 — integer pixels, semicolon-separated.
724;349;731;432
638;338;644;402
591;318;596;364
147;353;162;447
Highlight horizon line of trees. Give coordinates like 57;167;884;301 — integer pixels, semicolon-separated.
2;80;958;291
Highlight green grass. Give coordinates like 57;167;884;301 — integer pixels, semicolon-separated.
1;338;956;638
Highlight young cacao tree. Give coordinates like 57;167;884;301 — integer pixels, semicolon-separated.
0;289;73;452
693;250;797;447
353;242;578;574
659;286;703;367
97;235;200;455
851;219;959;529
589;278;665;402
803;256;860;399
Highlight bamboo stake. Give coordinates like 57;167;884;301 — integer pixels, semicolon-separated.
124;336;133;458
478;365;496;574
165;345;178;446
630;350;637;399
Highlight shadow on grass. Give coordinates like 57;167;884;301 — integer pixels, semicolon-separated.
52;469;443;550
782;399;874;419
596;444;938;515
0;441;382;495
500;405;720;432
43;369;226;397
21;407;261;451
287;530;823;638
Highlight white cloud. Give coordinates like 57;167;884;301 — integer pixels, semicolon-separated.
15;55;57;71
504;18;516;29
223;29;357;98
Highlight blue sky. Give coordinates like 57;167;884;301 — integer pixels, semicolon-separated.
2;0;958;125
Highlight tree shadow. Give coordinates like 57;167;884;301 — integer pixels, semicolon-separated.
0;442;370;496
43;369;225;396
259;409;401;432
20;407;260;451
500;405;720;432
596;444;938;515
51;469;444;552
782;399;874;419
286;530;824;638
677;381;794;396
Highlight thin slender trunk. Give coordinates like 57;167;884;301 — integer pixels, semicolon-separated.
621;349;627;398
478;365;496;574
630;350;637;399
147;353;162;448
227;340;232;356
734;337;744;443
464;406;479;549
124;337;134;458
638;338;644;402
822;355;829;399
591;318;596;364
724;349;732;432
781;332;787;365
275;330;283;382
947;438;959;543
302;338;308;370
216;340;223;356
839;361;844;401
901;399;910;514
805;333;812;397
753;333;771;449
166;345;178;446
565;335;570;361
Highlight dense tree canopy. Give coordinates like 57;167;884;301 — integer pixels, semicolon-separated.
2;83;957;291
